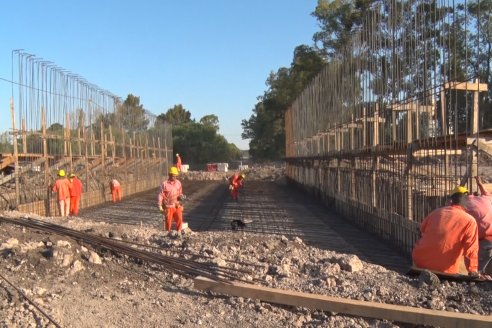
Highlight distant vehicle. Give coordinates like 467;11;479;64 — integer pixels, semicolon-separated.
206;163;228;172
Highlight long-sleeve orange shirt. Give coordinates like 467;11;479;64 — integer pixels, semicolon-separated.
229;174;243;189
52;178;71;201
157;179;182;208
69;177;83;197
412;205;479;274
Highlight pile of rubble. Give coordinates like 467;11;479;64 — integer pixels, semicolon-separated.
0;211;491;327
179;163;286;182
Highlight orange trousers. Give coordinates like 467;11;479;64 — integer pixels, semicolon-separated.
230;186;240;200
111;186;122;202
70;196;81;215
163;206;183;232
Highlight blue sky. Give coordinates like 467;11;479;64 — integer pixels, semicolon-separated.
0;1;319;150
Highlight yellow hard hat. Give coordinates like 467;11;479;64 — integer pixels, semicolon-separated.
69;173;75;178
240;173;245;179
452;185;469;194
169;166;179;176
58;169;66;177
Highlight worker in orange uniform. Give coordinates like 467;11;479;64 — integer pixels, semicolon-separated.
175;153;182;172
228;173;245;201
69;173;83;216
412;186;479;276
158;166;184;232
52;169;71;217
110;178;122;203
463;176;492;274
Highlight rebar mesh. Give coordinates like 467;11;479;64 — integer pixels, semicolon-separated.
1;51;172;211
286;0;491;254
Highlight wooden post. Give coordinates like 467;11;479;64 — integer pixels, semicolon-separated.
21;118;27;154
91;129;95;157
84;126;89;193
121;127;126;159
100;121;105;172
64;113;69;157
444;80;488;189
10;98;20;206
362;107;367;147
66;113;72;171
42;107;50;215
109;125;115;161
77;128;82;157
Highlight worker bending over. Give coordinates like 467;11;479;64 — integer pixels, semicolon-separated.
52;169;71;217
110;178;122;203
463;176;492;274
228;172;245;201
158;166;184;232
412;186;479;276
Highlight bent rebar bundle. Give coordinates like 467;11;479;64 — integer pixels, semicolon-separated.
0;215;261;284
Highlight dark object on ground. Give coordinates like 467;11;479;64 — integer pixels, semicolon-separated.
407;266;492;282
231;219;246;231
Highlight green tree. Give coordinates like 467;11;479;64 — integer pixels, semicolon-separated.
199;114;220;131
242;45;325;160
173;122;241;166
0;131;12;153
46;123;64;155
115;94;149;133
158;104;193;126
312;0;375;59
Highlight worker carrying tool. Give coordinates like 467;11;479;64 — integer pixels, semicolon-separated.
175;153;182;172
52;169;71;217
68;173;83;216
412;185;480;276
463;176;492;274
158;166;185;232
228;172;245;201
110;178;122;203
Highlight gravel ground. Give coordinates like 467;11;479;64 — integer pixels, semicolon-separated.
0;211;491;328
1;164;492;328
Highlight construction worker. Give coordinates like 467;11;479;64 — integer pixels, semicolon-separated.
175;153;182;172
69;173;83;216
52;169;71;217
110;178;122;203
158;166;184;232
463;176;492;274
412;186;479;276
228;172;245;201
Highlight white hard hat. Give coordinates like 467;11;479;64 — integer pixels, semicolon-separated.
176;153;179;156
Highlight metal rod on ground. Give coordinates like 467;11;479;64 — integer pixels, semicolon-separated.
0;271;63;328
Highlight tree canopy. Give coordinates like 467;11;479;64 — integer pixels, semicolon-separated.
115;94;149;133
158;105;242;168
241;45;325;160
241;0;492;159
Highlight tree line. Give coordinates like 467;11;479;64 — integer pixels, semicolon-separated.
241;0;492;160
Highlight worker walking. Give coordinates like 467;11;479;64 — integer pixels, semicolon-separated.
110;178;122;203
158;166;184;232
175;153;182;172
52;169;71;217
412;186;479;276
228;172;245;201
69;173;83;216
463;176;492;274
